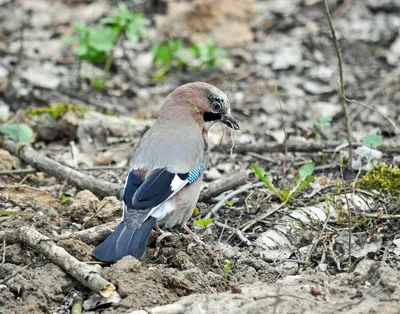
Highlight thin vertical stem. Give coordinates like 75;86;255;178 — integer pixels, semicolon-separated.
322;0;353;169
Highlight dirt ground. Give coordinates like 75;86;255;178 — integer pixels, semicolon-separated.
0;0;400;313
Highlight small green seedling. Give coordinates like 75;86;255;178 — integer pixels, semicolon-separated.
192;207;200;216
100;2;149;43
191;38;227;69
193;218;215;227
224;259;231;289
152;39;191;80
65;2;149;86
252;162;315;203
1;123;34;143
64;22;117;65
152;37;228;80
362;132;383;148
311;115;332;127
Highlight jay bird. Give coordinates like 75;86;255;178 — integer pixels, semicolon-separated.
92;82;240;262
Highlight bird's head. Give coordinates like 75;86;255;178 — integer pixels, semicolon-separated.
161;82;240;130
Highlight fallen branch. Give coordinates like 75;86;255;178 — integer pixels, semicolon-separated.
0;139;121;198
1;226;117;298
360;213;400;220
59;221;119;245
199;171;248;202
215;140;400;154
0;165;126;176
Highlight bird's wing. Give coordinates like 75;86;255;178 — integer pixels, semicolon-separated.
123;162;206;228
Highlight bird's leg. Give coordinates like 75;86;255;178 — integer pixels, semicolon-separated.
154;223;163;235
184;224;204;244
153;229;174;258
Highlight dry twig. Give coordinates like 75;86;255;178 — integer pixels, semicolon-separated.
204;182;265;219
360;213;400;220
215;140;400;155
322;0;353;168
241;202;286;232
1;227;117;298
58;221;119;245
199;171;248;202
1;140;121;198
214;221;252;246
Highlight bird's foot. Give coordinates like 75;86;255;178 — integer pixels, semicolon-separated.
153;231;174;258
184;224;204;245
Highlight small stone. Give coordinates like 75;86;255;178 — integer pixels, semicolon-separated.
67;190;99;222
94;151;113;166
303;81;335;95
0;100;10;121
354;259;375;276
307;102;341;120
0;65;8;80
205;168;222;181
0;149;20;170
310;66;334;83
21;66;60;89
272;46;302;70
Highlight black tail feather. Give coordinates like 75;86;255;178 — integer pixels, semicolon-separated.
92;217;156;262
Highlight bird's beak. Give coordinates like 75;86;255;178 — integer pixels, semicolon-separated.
221;112;240;130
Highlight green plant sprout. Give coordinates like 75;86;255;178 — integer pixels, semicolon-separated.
224;259;231;289
193;218;215;227
252;162;315;203
311;115;332;127
152;39;190;80
0;123;33;143
362;132;383;148
152;38;227;80
64;2;149;88
191;38;227;68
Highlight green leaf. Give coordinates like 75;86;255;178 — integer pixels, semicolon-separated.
126;23;139;42
298;162;315;181
289;175;315;201
225;200;233;207
224;260;231;275
63;36;78;43
91;79;105;90
73;43;88;57
362;133;383;148
193;207;199;216
100;16;119;25
311;115;332;127
339;156;344;167
281;188;290;202
193;218;215;228
73;22;89;33
252;163;283;200
84;48;106;64
88;28;117;52
1;124;34;143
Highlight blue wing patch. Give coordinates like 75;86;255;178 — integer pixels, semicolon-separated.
188;162;206;183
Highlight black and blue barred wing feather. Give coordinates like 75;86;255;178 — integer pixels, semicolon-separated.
92;162;206;262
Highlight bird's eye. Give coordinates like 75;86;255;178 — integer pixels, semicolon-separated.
212;101;221;111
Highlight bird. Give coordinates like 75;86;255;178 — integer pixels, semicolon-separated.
92;82;240;262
